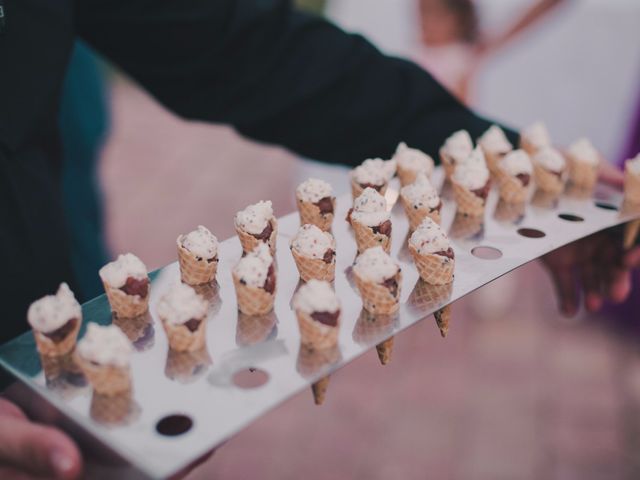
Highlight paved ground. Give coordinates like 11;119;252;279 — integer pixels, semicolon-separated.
100;78;640;480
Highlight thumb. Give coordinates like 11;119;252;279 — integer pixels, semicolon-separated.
0;413;82;479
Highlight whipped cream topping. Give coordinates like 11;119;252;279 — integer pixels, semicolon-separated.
521;121;551;150
500;149;533;177
77;323;132;368
293;280;340;315
409;217;451;254
442;130;473;162
400;173;440;210
533;147;566;173
291;224;335;259
353;246;400;283
351;158;396;186
157;283;208;326
452;147;490;190
627;153;640;175
28;283;82;334
178;225;218;260
351;187;390;227
393;142;434;176
479;125;513;154
568;138;599;166
296;178;333;203
233;243;273;289
99;253;148;288
235;200;274;235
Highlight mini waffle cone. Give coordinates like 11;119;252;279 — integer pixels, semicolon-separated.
32;319;81;357
232;273;275;316
352;309;397;345
235;219;278;256
533;163;565;194
439;149;456;179
352;218;391;253
103;281;149;318
494;199;525;224
409;244;454;285
495;166;528;203
449;212;483;240
353;271;401;315
568;156;598;190
408;279;452;312
451;180;486;217
311;377;330;405
291;247;335;282
376;337;394;365
177;243;218;285
434;305;452;338
236;312;277;346
400;193;441;231
296;310;339;350
162;318;207;353
76;354;131;396
351;179;388;201
90;390;136;425
297;197;335;232
624;164;640;204
165;347;212;383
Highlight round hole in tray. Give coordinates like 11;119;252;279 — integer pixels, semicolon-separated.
232;368;269;389
558;213;584;222
471;246;503;260
156;414;193;437
517;228;546;239
594;201;618;211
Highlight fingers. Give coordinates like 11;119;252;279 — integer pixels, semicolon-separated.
0;414;82;479
0;466;40;480
606;268;632;304
624;246;640;268
580;263;603;312
0;398;27;419
549;266;579;317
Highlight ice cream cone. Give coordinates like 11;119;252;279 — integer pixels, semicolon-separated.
162;319;207;353
451;179;487;217
533;163;564;194
351;218;391;253
232;273;275;316
291;247;335;282
165;347;211;383
408;244;454;285
449;212;483;240
177;243;218;285
235;219;278;256
375;337;394;365
297;198;335;232
90;390;137;425
102;281;149;318
32;319;81;357
296;310;339;350
624;164;640;204
236;311;277;346
353;271;401;315
434;305;452;338
495;166;528;203
568;158;598;190
400;194;441;231
75;354;131;396
311;377;330;405
351;179;387;201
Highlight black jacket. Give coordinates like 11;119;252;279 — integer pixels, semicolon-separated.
0;0;515;344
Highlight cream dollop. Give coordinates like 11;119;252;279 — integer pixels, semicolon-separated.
233;243;273;288
568;138;599;166
77;323;132;368
534;147;566;173
290;224;335;259
99;253;148;289
351;158;396;186
296;178;333;203
293;280;340;315
521;121;551;151
409;217;451;254
235;200;274;235
351;188;390;227
442;130;473;162
157;283;208;326
178;225;218;260
500;149;533;177
27;283;82;334
393;142;434;176
479;125;513;154
400;173;440;210
452;147;490;190
353;246;400;283
627;153;640;175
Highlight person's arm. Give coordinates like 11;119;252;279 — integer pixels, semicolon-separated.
74;0;515;165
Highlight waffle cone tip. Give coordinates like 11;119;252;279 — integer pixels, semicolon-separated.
312;376;330;405
376;337;394;365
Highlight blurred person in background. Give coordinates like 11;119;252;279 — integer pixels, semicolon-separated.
0;1;637;478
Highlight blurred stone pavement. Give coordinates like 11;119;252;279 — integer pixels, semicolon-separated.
100;78;640;480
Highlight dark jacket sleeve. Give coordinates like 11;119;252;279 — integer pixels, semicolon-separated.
74;0;516;165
